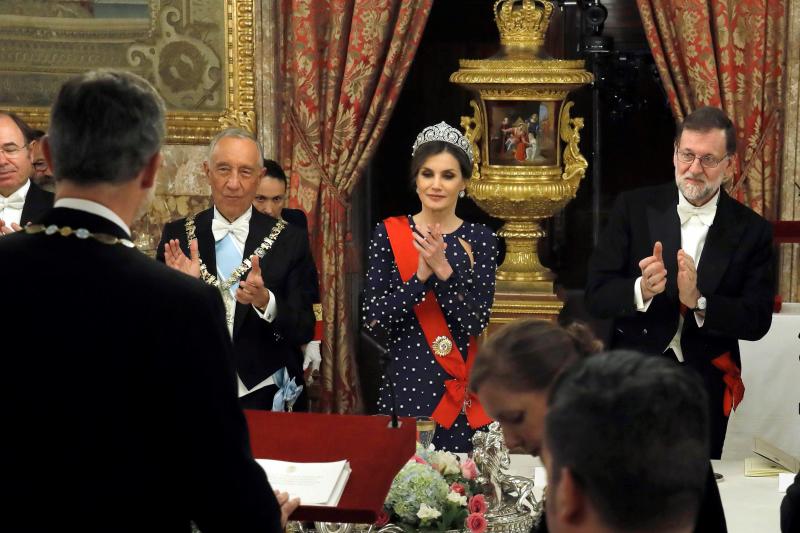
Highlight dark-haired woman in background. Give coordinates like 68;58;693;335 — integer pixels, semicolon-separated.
470;318;727;533
363;122;498;452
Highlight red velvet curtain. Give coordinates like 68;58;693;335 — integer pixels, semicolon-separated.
636;0;786;217
278;0;432;413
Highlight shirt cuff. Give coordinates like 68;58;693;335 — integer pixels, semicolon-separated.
253;289;277;322
694;311;705;328
634;277;653;312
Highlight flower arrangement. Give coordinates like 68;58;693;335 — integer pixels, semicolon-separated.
381;443;488;532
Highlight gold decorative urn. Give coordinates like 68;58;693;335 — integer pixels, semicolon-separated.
450;0;592;326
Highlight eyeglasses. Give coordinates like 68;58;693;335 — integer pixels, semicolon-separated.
33;160;48;171
675;149;730;168
0;143;29;157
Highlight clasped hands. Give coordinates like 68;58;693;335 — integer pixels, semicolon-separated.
413;223;453;282
164;238;270;310
639;241;701;308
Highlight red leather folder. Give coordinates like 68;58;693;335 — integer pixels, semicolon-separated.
245;410;416;523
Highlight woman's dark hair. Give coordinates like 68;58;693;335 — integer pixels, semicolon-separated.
409;140;472;187
262;158;288;185
470;318;602;393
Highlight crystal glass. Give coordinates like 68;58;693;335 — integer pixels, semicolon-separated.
416;416;436;449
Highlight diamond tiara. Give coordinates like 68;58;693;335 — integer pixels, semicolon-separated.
411;121;474;164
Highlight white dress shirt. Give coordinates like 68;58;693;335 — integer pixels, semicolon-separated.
211;208;279;397
54;197;131;235
634;190;719;362
0;179;30;227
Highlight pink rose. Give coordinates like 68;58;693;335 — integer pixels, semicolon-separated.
450;482;466;495
375;508;390;527
466;512;488;533
468;494;488;514
461;458;478;480
412;455;427;464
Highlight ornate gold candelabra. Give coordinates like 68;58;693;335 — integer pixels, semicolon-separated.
451;0;592;326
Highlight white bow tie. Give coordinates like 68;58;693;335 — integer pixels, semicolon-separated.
0;194;24;211
212;217;249;242
677;201;717;226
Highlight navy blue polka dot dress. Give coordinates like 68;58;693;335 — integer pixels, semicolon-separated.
363;215;498;452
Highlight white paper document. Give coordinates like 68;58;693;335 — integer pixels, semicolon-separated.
256;459;351;506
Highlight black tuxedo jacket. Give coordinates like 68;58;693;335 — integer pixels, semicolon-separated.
281;207;320;303
157;207;315;388
0;207;281;533
586;182;774;369
20;179;54;225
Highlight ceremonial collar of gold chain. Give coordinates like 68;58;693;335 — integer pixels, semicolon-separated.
184;214;286;291
25;224;135;248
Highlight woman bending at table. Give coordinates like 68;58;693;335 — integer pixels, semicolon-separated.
363;122;498;452
469;318;727;533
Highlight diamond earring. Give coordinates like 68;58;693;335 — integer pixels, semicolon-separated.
458;190;466;198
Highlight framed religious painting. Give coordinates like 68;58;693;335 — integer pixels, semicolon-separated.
0;0;255;143
485;100;559;166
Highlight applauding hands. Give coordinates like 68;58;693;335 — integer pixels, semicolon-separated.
638;242;702;308
164;238;201;278
413;223;453;282
639;241;667;301
236;255;270;310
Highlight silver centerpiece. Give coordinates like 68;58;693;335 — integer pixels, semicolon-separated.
472;422;541;533
288;422;541;533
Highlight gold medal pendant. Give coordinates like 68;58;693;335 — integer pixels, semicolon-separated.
431;335;453;357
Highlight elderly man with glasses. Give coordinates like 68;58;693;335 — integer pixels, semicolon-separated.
0;112;54;234
586;106;774;459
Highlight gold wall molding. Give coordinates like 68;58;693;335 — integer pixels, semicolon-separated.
779;0;800;301
1;0;256;144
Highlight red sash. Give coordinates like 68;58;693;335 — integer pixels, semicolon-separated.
711;352;744;417
679;304;744;417
384;216;492;430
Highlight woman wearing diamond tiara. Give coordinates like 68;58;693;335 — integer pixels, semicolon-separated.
363;122;498;452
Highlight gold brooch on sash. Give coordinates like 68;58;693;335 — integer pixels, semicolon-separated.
432;336;453;357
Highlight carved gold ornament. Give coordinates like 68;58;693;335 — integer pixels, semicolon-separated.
450;0;591;323
1;0;256;143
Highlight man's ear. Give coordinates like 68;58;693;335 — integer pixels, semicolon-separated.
141;152;162;189
28;139;38;163
554;467;588;526
42;137;53;169
724;153;737;182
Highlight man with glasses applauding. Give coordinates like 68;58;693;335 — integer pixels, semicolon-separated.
586;106;774;459
0;112;54;234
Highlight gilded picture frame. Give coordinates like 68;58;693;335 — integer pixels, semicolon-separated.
0;0;255;143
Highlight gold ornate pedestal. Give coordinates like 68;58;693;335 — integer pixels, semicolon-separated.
450;0;592;326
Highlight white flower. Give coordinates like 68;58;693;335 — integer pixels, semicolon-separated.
417;503;442;521
430;451;461;476
447;490;468;506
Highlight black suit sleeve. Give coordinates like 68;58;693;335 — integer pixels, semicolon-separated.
586;192;641;319
269;229;316;347
702;218;774;342
782;473;800;533
176;284;282;532
694;464;727;533
156;220;186;264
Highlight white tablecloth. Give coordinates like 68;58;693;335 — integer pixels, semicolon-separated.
723;307;800;460
504;455;784;533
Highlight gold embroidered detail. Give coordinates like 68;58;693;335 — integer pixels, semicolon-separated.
432;335;453;357
185;215;286;331
313;303;323;321
25;224;136;248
